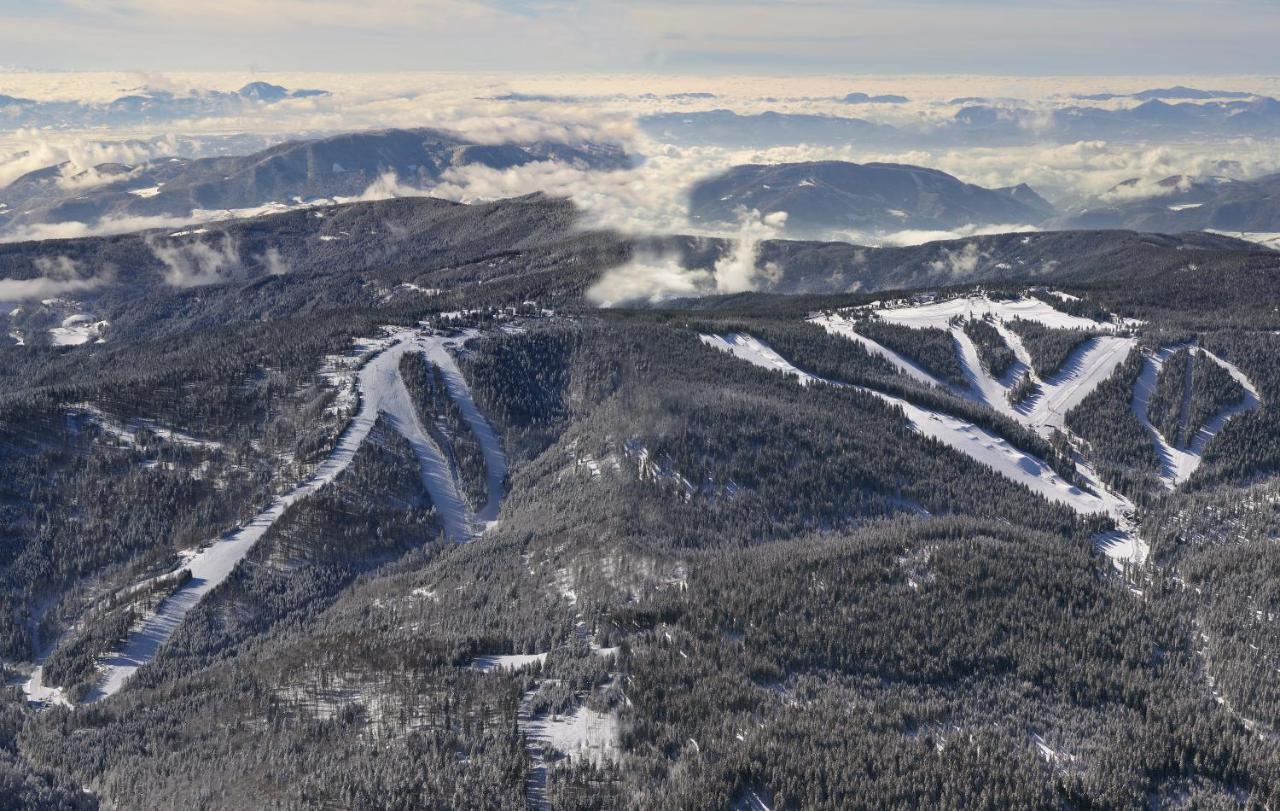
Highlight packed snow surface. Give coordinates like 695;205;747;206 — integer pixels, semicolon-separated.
80;328;506;702
700;333;1117;518
1131;344;1262;487
870;294;1125;332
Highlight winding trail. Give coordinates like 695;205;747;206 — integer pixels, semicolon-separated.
67;327;505;703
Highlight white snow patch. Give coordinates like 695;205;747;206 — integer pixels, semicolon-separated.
48;316;109;346
701;333;1117;519
525;704;620;765
871;294;1124;332
472;653;548;672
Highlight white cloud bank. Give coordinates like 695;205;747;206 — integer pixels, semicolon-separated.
0;256;112;301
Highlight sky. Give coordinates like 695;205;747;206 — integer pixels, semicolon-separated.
4;0;1280;74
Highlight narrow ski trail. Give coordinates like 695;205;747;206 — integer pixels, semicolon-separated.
71;327;505;703
1131;344;1262;487
701;333;1121;519
812;295;1267;565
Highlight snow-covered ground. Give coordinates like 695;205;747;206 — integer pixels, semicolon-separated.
701;333;1120;519
813;305;1136;436
812;295;1262;560
21;665;71;708
472;653;548;672
69;327;507;704
816;314;949;391
48;314;108;346
1208;231;1280;251
73;404;225;451
1131;344;1262;487
811;295;1150;565
707;331;1149;567
416;332;508;526
870;294;1126;332
524;703;620;765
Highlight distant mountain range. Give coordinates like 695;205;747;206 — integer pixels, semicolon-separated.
639;110;897;147
640;89;1280;147
0;82;329;128
0;128;629;237
1055;173;1280;232
840;92;909;104
1076;86;1256;101
688;161;1054;235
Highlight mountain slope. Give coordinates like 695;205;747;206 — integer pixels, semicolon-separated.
1057;172;1280;232
688;161;1053;235
0;127;629;238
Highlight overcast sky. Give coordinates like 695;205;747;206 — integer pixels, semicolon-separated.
2;0;1279;74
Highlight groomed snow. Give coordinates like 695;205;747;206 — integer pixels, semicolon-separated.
815;300;1154;565
21;666;71;708
700;333;1117;519
73;405;224;451
871;294;1124;332
815;314;949;390
1131;344;1262;487
80;327;506;703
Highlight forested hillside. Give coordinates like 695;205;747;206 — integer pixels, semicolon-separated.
2;191;1280;809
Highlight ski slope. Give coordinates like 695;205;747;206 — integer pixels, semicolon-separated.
810;294;1268;562
701;333;1120;519
77;328;505;703
815;313;952;391
1131;345;1262;487
812;304;1136;435
871;294;1124;332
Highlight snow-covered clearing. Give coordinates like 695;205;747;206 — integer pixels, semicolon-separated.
700;333;1119;519
414;333;508;526
472;653;548;672
816;314;949;390
870;294;1125;332
813;305;1136;436
48;315;108;346
1131;344;1262;487
68;327;506;704
524;703;620;765
21;666;71;708
1208;231;1280;251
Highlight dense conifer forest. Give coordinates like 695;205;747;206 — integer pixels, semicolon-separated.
1;194;1280;809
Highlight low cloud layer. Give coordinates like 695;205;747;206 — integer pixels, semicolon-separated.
147;234;241;287
587;209;786;306
0;255;112;301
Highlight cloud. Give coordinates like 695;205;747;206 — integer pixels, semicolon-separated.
587;207;787;305
928;242;984;276
146;234;241;287
585;252;713;307
711;209;786;294
871;223;1040;248
261;247;290;276
0;255;112;301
